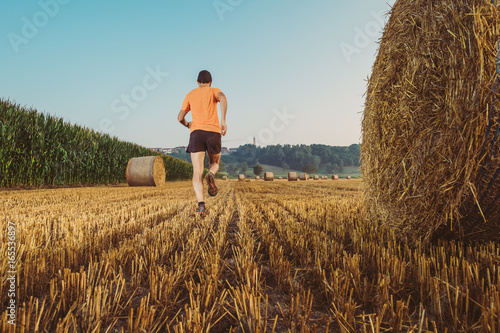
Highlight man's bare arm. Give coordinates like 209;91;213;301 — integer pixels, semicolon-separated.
177;109;190;128
217;92;228;136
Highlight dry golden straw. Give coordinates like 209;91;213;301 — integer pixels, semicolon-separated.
126;156;165;186
3;179;500;331
362;0;500;244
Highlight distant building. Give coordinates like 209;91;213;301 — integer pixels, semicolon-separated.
148;147;186;154
161;148;176;154
175;146;188;153
151;146;232;154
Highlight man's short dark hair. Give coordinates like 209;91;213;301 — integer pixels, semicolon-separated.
197;70;212;84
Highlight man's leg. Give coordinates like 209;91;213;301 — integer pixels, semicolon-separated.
191;151;205;203
208;152;221;175
205;152;221;197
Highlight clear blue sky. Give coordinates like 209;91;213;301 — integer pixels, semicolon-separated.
0;0;395;148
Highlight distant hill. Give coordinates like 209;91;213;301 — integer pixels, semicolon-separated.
168;143;361;178
221;143;360;176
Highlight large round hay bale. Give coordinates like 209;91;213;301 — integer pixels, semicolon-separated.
264;172;274;181
288;172;298;181
238;174;245;181
332;175;339;180
299;173;309;181
126;156;165;186
313;175;319;180
362;0;500;244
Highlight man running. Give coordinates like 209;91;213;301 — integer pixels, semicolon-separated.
177;70;228;215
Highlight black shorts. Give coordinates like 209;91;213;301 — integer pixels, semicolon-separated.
186;130;222;154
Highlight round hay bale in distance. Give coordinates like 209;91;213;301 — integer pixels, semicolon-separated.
332;175;339;180
346;176;351;180
279;176;283;180
222;175;227;180
238;174;245;181
313;175;319;180
287;172;298;181
362;0;500;244
126;156;165;186
299;173;309;181
255;176;260;180
264;172;274;181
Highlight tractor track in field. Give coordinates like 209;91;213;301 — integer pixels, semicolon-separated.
217;189;335;332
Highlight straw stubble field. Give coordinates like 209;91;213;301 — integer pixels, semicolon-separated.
2;180;500;332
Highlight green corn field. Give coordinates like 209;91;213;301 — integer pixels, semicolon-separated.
0;99;192;187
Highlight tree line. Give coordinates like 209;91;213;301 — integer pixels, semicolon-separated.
170;143;361;177
224;144;360;176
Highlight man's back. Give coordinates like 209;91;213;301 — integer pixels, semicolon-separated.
182;86;222;134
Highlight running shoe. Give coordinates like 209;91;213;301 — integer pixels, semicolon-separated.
205;171;219;197
196;204;206;215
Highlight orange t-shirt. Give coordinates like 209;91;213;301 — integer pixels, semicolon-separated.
181;87;221;134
